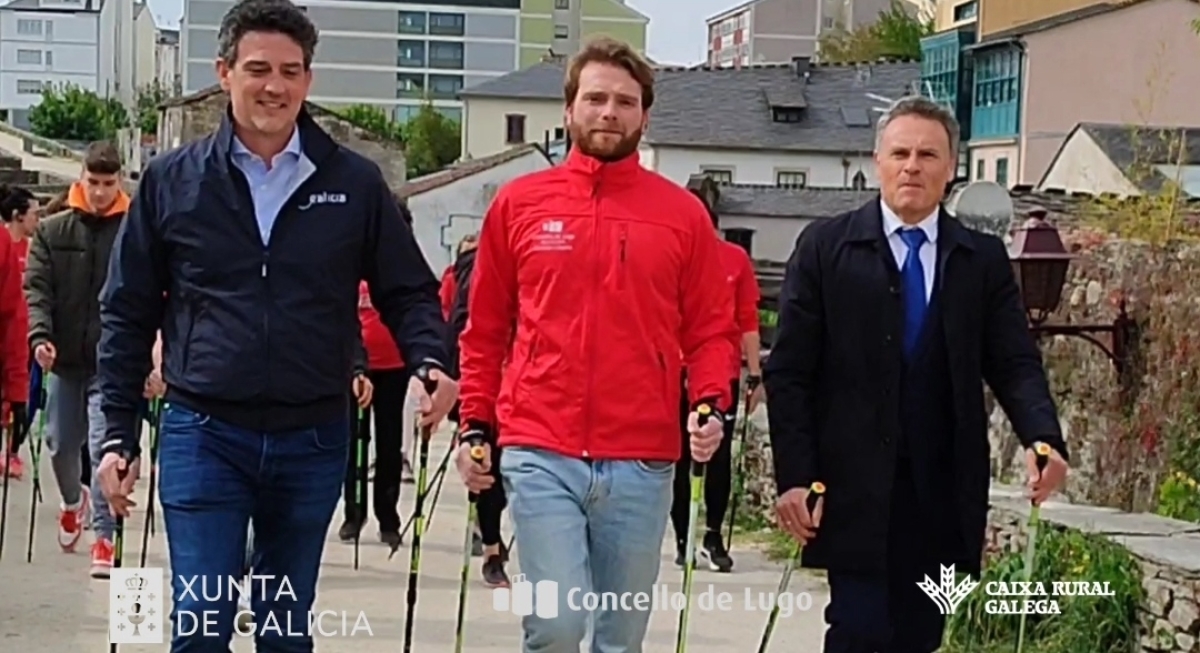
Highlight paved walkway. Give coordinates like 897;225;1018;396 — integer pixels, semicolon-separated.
0;428;830;651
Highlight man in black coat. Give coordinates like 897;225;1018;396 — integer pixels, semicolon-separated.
763;96;1070;653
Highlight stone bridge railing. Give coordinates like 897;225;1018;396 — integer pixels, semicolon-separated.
737;415;1200;651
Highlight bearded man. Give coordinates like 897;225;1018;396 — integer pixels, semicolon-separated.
450;35;739;653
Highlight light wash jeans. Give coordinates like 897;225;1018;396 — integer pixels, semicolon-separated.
44;373;114;539
500;446;674;653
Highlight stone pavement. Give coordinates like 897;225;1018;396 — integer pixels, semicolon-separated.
0;431;831;651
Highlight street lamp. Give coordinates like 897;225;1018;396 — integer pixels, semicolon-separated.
1008;210;1138;403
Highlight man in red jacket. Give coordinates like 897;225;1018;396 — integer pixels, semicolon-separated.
0;210;28;467
454;36;738;652
670;204;762;573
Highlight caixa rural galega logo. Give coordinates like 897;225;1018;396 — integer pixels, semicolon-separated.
918;564;1116;616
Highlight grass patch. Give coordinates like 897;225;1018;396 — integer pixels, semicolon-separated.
941;527;1143;653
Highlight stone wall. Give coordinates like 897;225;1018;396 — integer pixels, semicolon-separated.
158;89;408;187
987;484;1200;653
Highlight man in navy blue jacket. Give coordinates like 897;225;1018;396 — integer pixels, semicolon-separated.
93;1;457;650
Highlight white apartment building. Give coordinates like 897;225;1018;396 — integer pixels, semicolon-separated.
0;0;101;127
155;28;180;93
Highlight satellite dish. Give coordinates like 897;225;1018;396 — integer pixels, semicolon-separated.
946;180;1014;239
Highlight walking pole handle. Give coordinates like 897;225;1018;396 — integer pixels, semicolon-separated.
1032;442;1051;473
691;403;718;477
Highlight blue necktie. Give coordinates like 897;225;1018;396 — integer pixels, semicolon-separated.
899;228;928;357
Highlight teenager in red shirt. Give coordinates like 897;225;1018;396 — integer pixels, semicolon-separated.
0;184;38;479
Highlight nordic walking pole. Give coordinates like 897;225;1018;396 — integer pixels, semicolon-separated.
675;403;716;653
110;454;131;653
453;435;488;653
138;399;161;568
353;405;366;571
400;445;452;540
1015;442;1052;653
397;367;440;653
26;364;46;562
755;482;825;653
0;411;11;561
724;384;755;550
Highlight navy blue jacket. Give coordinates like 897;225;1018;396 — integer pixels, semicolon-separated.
97;108;447;459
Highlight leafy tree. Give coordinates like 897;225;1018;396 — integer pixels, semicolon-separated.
818;0;932;63
29;83;128;142
136;81;168;135
402;101;461;178
338;103;404;141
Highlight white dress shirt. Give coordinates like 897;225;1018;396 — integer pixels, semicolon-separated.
881;200;938;302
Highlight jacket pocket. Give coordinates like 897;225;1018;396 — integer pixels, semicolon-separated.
510;334;540;404
179;304;197;374
655;348;675;423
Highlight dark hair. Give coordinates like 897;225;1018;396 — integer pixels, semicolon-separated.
564;36;655;111
218;0;319;69
0;184;35;223
83;141;122;175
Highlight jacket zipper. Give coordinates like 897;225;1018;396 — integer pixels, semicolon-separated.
84;223;99;368
617;224;628;289
584;178;602;459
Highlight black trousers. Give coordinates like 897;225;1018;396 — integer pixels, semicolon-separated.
822;461;951;653
343;367;408;531
670;373;738;543
473;441;507;546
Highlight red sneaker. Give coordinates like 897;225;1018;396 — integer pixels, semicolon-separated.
90;538;114;578
57;486;90;552
3;453;24;480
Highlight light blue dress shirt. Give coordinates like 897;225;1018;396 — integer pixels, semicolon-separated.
230;127;316;245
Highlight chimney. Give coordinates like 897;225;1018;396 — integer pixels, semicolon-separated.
790;56;811;77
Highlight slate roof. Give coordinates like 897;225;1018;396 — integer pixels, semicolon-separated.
715;184;877;218
396;143;552;199
1039;122;1200;194
461;60;920;154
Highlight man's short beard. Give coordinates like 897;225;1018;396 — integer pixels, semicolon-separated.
570;125;642;163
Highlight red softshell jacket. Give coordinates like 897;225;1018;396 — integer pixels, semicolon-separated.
439;266;456;320
717;240;761;379
0;235;28;405
458;148;738;461
359;280;404;371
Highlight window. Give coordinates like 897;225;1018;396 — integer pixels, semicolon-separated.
772;107;803;122
996;157;1009;186
553;126;564;140
555;0;569;8
427;74;463;99
723;228;754;256
45;50;52;66
398;11;426;34
396;72;424;98
436;106;462;124
394;104;422;123
16;19;42;35
397;40;425;67
428;13;464;36
505;114;526;144
16;49;42;65
554;24;569;39
776;170;807;188
971;46;1021;139
953;1;977;21
976;159;985;180
852;170;867;190
428;41;463;69
16;79;44;94
700;167;733;183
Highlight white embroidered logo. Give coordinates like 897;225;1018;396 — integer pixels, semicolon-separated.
297;192;348;211
531;219;574;252
542;220;564;233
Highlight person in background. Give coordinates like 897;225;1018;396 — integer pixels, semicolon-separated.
25;142;130;577
764;96;1069;653
444;233;509;585
669;198;761;573
0;184;38;480
339;276;407;549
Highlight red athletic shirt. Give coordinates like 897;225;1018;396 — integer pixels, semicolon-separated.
359;281;404;371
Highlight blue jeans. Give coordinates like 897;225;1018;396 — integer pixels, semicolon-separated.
500;446;674;653
157;402;348;653
44;373;113;538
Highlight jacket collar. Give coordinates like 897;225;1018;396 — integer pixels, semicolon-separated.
212;102;338;168
562;146;642;191
848;195;974;251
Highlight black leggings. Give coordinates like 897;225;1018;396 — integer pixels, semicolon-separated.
670;373;738;544
474;440;507;546
343;367;409;531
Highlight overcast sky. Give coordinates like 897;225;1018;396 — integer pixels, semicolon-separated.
146;0;734;66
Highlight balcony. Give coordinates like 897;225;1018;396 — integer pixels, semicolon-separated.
970;44;1021;141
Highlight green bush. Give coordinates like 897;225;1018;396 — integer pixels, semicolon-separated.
942;527;1143;653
